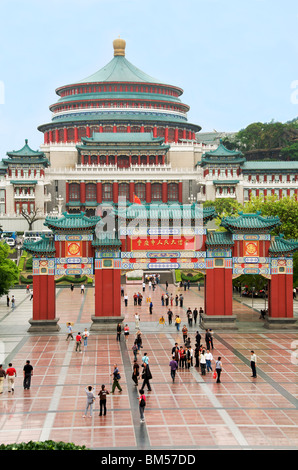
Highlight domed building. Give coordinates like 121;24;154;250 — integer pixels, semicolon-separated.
0;38;298;227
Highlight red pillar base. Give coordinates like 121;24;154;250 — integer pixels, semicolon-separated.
203;266;237;329
91;268;124;331
28;275;60;332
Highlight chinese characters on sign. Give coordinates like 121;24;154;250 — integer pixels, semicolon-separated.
131;236;195;251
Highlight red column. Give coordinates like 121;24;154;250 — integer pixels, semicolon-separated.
269;274;293;319
205;266;233;317
178;182;183;203
162;182;168;203
30;273;59;331
141;124;144;133
113;182;118;203
99;124;103;133
174;128;179;143
86;126;90;137
49;130;53;143
74;127;78;143
146;182;151;203
113;124;117;133
44;132;48;144
183;129;186;139
63;127;68;143
80;182;86;204
55;129;59;143
127;124;131;133
153;126;157;137
94;269;121;318
66;182;69;203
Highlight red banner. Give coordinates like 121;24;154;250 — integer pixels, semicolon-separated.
131;236;195;251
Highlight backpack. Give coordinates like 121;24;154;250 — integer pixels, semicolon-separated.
140;396;146;407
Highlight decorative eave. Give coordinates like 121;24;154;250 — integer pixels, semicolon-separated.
44;211;101;233
23;236;56;258
220;211;281;233
199;139;246;167
269;235;298;257
206;231;234;247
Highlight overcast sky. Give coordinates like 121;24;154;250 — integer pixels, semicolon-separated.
0;0;297;157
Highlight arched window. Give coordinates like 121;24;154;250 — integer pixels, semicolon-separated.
118;183;129;200
102;183;113;201
151;183;162;201
135;183;146;201
86;183;96;201
168;183;178;201
69;183;80;201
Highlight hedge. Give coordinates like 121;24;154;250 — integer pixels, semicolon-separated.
55;275;88;284
0;440;87;450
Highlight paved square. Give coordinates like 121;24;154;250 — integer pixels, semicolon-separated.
0;283;297;450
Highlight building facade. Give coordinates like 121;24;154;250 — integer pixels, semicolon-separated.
0;38;298;229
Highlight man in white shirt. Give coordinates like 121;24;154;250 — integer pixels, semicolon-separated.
206;350;213;372
250;350;257;378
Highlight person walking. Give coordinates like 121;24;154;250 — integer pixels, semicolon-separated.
182;325;188;343
98;384;109;416
83;385;95;418
6;363;17;393
132;359;139;386
116;323;122;342
111;364;122;393
75;332;82;352
167;309;173;325
66;322;74;341
6;295;10;307
0;365;6;394
149;301;153;315
193;308;198;325
138;388;146;423
158;316;166;327
175;315;181;331
141;362;152;391
80;284;85;294
11;296;15;309
206;350;213;372
124;324;129;342
135;331;143;351
200;349;207;375
205;329;211;350
23;360;33;390
132;341;138;361
179;346;186;369
142;352;149;365
135;313;140;329
215;357;222;383
250;350;257;378
169;357;178;382
82;328;89;349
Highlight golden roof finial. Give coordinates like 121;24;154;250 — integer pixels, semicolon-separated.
113;37;126;56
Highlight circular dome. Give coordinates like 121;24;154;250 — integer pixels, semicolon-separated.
113;37;126;56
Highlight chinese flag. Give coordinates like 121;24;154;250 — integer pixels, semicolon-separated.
133;193;141;205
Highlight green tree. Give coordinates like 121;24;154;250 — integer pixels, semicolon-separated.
204;198;243;230
0;241;19;296
243;195;298;238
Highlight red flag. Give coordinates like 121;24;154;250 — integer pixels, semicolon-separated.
133;193;141;205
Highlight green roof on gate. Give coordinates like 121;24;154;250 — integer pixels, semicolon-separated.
23;235;56;257
206;231;234;247
269;235;298;256
220;211;281;233
44;211;101;232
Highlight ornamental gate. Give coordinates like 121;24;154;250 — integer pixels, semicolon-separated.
23;208;298;332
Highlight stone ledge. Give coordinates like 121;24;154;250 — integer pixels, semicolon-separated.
90;315;124;332
201;314;238;330
263;317;298;329
28;318;61;332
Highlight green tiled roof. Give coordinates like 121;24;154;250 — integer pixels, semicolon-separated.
76;55;167;86
243;161;298;171
45;212;101;231
213;180;240;185
269;235;298;255
117;203;216;223
23;235;56;256
206;231;234;247
221;211;281;233
7;140;45;158
199;140;245;167
80;132;166;145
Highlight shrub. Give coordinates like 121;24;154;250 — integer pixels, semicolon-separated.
0;440;88;450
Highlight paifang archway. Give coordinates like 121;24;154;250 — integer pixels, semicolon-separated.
23;207;298;331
